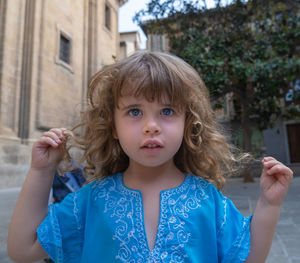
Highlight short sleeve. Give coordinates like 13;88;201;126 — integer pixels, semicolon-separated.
37;191;84;263
214;188;252;263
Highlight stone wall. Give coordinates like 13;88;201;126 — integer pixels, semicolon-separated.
0;0;123;188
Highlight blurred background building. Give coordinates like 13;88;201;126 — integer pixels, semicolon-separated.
119;30;142;60
0;0;128;188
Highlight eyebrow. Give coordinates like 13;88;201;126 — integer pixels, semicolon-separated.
120;103;174;111
119;104;142;111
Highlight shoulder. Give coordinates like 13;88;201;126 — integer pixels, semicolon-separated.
187;174;227;201
78;173;120;190
188;174;219;191
61;173;122;206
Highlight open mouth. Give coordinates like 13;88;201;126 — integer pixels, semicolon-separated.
142;144;162;149
141;144;163;153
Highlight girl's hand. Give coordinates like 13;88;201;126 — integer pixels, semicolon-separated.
260;157;293;207
31;128;68;171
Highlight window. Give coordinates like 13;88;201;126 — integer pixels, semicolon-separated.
150;35;154;51
55;25;73;72
59;34;71;64
286;123;300;163
105;4;111;31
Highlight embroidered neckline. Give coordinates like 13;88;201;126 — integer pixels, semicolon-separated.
115;173;193;258
116;173;191;195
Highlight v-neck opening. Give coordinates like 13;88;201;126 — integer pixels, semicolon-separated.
117;173;190;254
140;191;162;253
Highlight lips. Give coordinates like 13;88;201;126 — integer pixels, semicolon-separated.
141;140;163;149
141;140;163;154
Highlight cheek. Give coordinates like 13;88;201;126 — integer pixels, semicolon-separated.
164;120;185;140
114;113;126;139
115;121;140;146
176;120;185;145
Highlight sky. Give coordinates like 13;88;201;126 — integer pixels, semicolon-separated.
119;0;150;49
118;0;220;49
119;0;149;33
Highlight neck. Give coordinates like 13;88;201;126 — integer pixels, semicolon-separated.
123;160;184;191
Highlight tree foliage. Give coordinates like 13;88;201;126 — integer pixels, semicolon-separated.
135;0;300;152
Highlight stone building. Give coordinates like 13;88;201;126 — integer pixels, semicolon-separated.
141;23;169;52
0;0;127;188
119;30;142;60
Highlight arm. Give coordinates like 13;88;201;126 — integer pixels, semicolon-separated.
7;128;67;263
245;157;293;263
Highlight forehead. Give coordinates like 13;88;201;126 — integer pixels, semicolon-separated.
116;77;183;108
112;53;192;111
117;94;172;108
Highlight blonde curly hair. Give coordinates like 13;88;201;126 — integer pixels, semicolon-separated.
66;51;240;189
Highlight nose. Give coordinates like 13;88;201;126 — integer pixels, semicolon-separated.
142;117;161;135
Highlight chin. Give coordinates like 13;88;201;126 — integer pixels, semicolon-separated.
134;159;173;169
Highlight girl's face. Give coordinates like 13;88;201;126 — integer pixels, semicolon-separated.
114;95;185;169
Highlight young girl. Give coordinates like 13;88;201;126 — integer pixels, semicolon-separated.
8;52;293;263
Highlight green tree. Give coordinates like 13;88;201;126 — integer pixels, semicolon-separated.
135;0;300;158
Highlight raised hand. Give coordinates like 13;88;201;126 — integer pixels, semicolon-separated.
7;128;70;262
260;157;293;207
31;128;68;171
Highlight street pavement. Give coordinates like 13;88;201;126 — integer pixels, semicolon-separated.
222;177;300;263
1;177;299;263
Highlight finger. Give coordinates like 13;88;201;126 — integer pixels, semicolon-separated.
39;135;60;148
49;128;67;140
262;156;276;163
263;159;281;169
42;130;60;142
267;163;293;177
42;131;63;144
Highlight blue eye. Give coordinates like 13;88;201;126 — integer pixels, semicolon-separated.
129;108;142;116
161;108;174;116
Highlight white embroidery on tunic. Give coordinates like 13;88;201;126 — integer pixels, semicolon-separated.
73;192;82;231
219;198;228;233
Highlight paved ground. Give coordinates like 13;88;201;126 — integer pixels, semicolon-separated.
222;177;300;263
1;177;299;263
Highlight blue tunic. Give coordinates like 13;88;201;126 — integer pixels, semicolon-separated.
37;173;252;263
